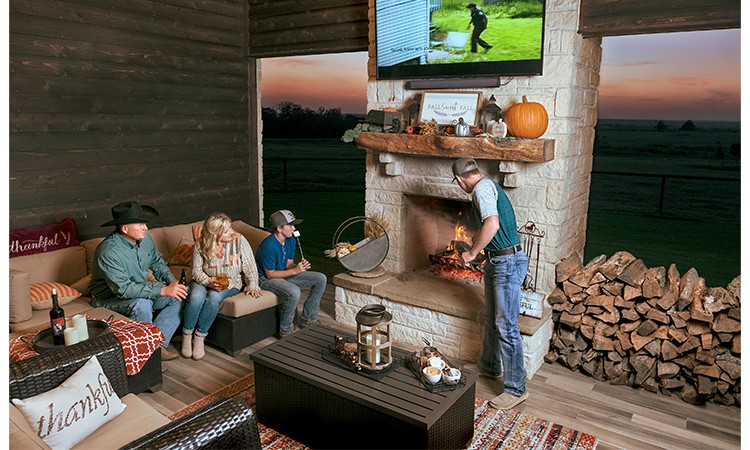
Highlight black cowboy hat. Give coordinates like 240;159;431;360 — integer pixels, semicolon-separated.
101;201;160;227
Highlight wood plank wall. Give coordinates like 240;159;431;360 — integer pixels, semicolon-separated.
247;0;368;57
579;0;740;37
9;0;254;240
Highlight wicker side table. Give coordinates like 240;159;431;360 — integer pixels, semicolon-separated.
250;324;477;449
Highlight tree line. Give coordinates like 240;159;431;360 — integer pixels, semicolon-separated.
262;102;363;138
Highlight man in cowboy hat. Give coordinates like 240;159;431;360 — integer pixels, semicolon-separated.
452;158;529;410
255;209;327;337
89;201;188;360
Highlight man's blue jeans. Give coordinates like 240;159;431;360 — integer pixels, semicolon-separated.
182;282;240;336
91;295;183;348
480;249;528;397
259;271;327;333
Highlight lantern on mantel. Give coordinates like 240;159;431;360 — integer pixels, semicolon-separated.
356;304;393;372
407;94;422;127
480;95;503;131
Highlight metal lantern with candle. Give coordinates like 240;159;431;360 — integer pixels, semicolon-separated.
355;304;392;372
480;94;503;132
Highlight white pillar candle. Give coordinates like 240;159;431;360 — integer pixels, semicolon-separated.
73;314;89;341
365;334;381;364
63;328;79;346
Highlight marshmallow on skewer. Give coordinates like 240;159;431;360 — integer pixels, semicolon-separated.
293;230;305;260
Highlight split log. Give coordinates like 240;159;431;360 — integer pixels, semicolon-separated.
551;254;740;408
598;251;636;281
555;252;583;282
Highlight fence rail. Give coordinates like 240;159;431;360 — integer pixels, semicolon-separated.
262;156;740;222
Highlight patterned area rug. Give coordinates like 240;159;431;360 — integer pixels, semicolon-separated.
468;398;598;450
170;375;597;450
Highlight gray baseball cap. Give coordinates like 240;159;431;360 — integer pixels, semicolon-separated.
452;158;479;181
269;209;303;228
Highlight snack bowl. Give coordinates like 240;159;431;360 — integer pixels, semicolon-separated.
422;366;442;384
441;367;461;385
428;356;446;370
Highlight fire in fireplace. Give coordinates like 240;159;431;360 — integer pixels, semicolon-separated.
429;220;486;285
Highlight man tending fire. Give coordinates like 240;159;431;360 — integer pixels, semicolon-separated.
451;158;529;410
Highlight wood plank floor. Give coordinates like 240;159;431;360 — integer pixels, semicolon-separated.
138;285;741;449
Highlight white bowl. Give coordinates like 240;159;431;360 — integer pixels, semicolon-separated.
442;367;461;385
422;366;442;384
428;356;446;370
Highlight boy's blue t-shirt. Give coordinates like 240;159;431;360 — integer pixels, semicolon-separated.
256;234;297;277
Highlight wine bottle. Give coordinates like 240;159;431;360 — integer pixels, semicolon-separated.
179;268;188;285
49;288;66;345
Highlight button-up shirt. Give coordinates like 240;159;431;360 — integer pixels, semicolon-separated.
89;231;175;302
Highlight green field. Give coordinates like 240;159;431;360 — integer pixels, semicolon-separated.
430;0;544;62
262;120;741;287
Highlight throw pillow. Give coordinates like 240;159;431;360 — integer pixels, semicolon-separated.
11;355;126;450
170;240;193;266
10;217;80;258
30;282;81;310
69;274;92;296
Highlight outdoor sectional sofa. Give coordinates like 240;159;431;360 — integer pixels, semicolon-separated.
10;331;261;449
9;219;284;359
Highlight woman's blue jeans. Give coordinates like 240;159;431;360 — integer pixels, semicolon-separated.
480;249;529;397
182;282;239;336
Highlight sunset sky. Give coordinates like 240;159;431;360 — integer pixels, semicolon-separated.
260;29;741;122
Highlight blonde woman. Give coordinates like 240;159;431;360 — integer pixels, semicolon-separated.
182;213;262;360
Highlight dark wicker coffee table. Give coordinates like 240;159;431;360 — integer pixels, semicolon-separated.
249;323;476;449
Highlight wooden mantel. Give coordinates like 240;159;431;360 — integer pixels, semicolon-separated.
354;132;554;163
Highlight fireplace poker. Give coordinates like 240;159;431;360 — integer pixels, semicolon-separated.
293;230;305;260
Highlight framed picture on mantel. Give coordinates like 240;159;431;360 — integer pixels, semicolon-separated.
418;91;481;127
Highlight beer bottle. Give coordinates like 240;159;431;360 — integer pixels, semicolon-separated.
179;268;188;285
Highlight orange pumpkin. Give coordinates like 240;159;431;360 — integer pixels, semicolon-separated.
504;95;548;139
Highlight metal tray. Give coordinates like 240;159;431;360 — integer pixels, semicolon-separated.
26;320;110;353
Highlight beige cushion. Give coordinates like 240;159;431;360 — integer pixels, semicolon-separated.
160;222;201;261
232;220;269;250
80;237;104;275
9;246;87;286
10;297;93;334
10;269;33;323
10;393;169;450
218;290;281;318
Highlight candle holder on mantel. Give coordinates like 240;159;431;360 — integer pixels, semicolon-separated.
356;304;393;372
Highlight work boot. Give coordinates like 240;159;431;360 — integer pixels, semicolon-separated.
192;335;206;361
181;333;193;358
160;345;179;361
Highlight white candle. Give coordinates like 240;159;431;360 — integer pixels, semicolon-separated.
73;314;89;341
63;328;79;346
365;334;381;364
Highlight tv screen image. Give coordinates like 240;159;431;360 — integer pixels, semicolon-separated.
375;0;545;80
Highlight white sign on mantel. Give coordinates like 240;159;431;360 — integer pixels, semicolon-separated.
418;91;482;127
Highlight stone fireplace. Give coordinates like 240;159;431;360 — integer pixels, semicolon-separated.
334;0;601;378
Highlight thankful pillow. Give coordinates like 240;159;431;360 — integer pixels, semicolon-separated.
30;282;81;310
11;355;126;450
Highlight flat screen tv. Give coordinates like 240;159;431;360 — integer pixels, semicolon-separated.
375;0;545;81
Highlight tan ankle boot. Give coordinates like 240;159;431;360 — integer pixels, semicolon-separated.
181;333;193;358
192;335;205;360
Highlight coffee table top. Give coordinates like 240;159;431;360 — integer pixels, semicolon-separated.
250;323;477;428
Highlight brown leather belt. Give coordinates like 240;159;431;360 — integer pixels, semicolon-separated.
486;244;522;257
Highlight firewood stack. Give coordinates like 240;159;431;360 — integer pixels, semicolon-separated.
545;251;741;407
